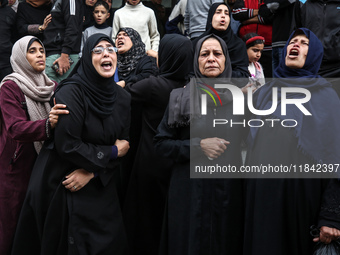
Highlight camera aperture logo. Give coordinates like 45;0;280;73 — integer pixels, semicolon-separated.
200;84;311;128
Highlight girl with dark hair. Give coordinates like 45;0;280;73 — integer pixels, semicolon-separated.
242;32;265;88
0;35;68;255
11;34;130;255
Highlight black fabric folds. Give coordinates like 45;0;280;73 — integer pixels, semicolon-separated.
158;34;193;81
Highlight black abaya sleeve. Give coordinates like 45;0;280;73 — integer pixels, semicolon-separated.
318;179;340;230
54;84;113;172
154;106;202;163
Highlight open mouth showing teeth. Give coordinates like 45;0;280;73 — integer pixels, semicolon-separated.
289;49;299;56
117;41;124;46
102;62;112;70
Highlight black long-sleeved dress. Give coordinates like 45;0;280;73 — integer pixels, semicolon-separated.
12;83;131;255
154;90;245;255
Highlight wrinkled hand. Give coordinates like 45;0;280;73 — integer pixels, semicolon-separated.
42;14;52;30
53;53;70;76
62;169;94;192
200;137;230;159
49;98;69;129
313;226;340;244
115;139;130;157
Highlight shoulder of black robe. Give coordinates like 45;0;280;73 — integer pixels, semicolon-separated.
158;34;193;82
54;33;117;119
124;54;159;84
192;2;249;79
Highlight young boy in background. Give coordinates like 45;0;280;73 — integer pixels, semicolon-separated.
80;0;112;57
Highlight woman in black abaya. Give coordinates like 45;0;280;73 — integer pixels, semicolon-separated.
193;2;249;79
154;34;245;255
244;28;340;255
12;33;130;255
123;33;193;255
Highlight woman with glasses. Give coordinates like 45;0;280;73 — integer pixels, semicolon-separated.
12;33;131;255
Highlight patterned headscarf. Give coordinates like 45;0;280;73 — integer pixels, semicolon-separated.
116;27;146;80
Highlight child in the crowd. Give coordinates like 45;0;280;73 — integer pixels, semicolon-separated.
243;33;265;89
80;0;112;57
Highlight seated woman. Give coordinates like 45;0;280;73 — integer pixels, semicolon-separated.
193;2;249;79
0;35;68;255
244;28;340;255
154;34;245;255
115;27;158;88
11;33;131;255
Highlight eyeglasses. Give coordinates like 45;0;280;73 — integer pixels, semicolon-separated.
91;46;117;54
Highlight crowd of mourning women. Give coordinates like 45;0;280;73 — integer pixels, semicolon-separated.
1;0;340;255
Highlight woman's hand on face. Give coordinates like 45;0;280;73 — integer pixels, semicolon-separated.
313;226;340;244
49;98;69;129
146;49;158;59
200;137;230;159
117;80;126;88
114;139;130;157
62;169;94;192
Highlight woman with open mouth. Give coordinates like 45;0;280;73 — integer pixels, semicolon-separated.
11;33;131;255
244;28;340;255
193;2;249;80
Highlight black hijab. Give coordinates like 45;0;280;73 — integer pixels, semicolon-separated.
168;34;233;127
193;2;249;79
158;34;193;81
56;33;117;119
249;28;340;164
117;27;146;80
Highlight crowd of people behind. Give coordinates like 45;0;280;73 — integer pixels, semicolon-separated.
1;0;340;255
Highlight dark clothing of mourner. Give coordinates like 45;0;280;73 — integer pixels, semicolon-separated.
292;0;340;96
16;1;53;41
154;34;244;255
245;28;340;255
11;34;130;255
0;0;16;81
123;34;193;255
43;0;83;56
83;2;95;31
116;27;158;203
193;2;249;80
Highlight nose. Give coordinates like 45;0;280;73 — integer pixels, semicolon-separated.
207;52;215;62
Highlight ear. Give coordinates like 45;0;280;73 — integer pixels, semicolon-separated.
107;13;110;18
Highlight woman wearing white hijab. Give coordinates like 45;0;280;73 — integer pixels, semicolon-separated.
0;35;68;255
